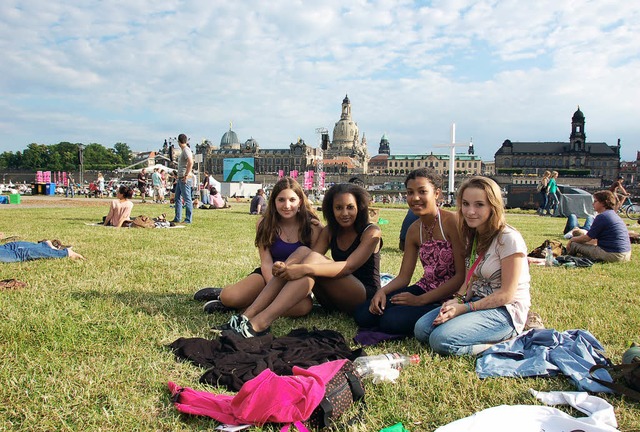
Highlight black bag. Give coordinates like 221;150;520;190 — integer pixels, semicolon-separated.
306;361;365;430
589;355;640;402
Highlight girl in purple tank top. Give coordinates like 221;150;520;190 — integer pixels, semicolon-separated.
354;168;466;336
196;177;322;315
223;183;382;338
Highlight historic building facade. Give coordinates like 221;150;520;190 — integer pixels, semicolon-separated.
324;95;369;173
494;107;621;181
195;128;319;177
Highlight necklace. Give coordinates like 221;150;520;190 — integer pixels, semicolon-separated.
421;212;439;241
279;226;298;243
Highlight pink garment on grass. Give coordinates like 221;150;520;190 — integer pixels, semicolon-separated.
168;359;347;426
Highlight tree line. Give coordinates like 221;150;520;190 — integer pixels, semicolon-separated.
0;142;133;171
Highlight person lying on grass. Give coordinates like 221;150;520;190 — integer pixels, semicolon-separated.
219;182;382;338
0;236;85;262
414;176;531;356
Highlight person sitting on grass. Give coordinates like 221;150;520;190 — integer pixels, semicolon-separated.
0;236;85;262
103;185;134;227
414;176;531;356
219;182;382;338
354;169;465;337
194;177;322;314
565;190;632;263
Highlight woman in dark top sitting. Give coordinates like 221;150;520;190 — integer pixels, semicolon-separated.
224;183;383;338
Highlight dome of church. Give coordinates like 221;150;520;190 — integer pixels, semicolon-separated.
572;106;584;121
221;129;240;149
245;138;259;149
380;133;389;143
332;94;358;148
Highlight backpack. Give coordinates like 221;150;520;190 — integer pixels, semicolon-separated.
589;358;640;402
131;215;155;228
528;239;565;258
305;360;365;430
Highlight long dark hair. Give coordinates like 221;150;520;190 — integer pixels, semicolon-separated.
255;177;319;248
322;183;371;236
118;185;133;199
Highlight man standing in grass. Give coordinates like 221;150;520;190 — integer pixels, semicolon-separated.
172;134;194;224
137;168;148;203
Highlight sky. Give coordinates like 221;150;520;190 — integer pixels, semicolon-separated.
1;0;639;162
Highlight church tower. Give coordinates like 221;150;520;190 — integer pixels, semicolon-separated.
378;133;390;155
570;106;586;152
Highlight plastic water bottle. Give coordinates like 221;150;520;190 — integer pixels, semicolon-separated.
353;353;420;379
545;245;554;267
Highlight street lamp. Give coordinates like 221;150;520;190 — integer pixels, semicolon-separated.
78;144;85;187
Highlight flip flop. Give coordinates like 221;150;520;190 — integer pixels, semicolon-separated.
0;279;28;289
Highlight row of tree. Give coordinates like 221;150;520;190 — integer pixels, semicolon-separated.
0;142;133;171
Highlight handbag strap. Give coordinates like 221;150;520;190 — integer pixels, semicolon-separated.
589;363;640;401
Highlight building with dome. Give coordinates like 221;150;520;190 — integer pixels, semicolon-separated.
195;125;320;178
323;95;369;173
494;107;621;181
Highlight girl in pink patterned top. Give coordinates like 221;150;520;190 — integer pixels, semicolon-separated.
354;168;465;336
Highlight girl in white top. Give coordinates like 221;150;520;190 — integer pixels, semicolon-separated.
414;176;531;356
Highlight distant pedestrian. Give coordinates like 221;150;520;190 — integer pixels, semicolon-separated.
96;172;105;198
65;174;75;198
151;168;162;203
536;171;551;215
544;171;559;216
137;168;148;203
171;134;194;224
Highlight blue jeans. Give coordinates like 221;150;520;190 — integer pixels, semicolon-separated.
174;178;193;223
0;242;68;263
538;191;547;212
353;285;441;336
564;214;595;234
414;301;516;356
66;185;75;198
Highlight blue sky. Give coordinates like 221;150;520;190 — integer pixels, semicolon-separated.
1;0;639;162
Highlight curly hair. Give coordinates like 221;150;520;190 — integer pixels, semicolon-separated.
255;177;319;249
322;183;371;236
404;168;442;189
457;176;506;255
593;190;616;210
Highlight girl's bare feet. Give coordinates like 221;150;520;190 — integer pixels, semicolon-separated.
67;249;86;260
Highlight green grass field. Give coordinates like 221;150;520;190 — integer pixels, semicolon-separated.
1;197;639;431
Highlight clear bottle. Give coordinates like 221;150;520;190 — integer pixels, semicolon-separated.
353;353;420;378
545;245;554;267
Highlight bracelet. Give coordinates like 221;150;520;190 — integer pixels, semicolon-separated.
454;293;465;304
464;302;472;312
469;301;477;312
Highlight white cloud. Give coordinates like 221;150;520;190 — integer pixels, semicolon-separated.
0;0;638;162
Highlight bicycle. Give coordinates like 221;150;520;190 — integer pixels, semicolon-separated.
618;196;640;221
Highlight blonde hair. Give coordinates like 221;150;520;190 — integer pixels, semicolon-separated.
543;170;551;178
457;176;506;255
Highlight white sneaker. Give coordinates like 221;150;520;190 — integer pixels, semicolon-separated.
564;232;573;239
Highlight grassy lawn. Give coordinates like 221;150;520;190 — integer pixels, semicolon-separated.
1;197;639;431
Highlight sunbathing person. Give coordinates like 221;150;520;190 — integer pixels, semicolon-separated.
0;239;85;262
104;185;134;227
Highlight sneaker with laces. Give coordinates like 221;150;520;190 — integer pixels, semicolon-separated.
212;314;248;331
203;300;232;314
234;319;270;338
194;287;223;302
